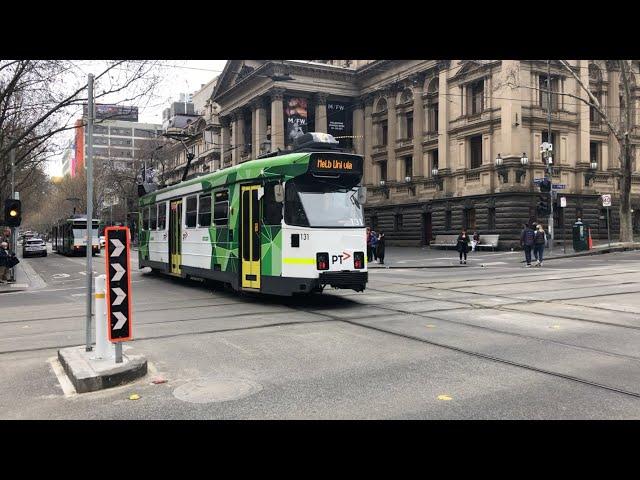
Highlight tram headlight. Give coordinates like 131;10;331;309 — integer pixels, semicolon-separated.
316;252;329;271
354;252;364;269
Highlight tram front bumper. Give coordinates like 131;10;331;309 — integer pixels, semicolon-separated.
318;271;368;292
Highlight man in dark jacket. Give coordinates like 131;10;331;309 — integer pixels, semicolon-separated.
0;241;11;283
520;224;535;267
375;232;386;265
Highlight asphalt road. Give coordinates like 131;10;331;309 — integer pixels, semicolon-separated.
1;244;640;419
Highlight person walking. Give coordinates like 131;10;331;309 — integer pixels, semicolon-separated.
371;228;378;261
375;232;386;265
366;227;373;263
457;230;470;264
534;224;547;267
520;223;535;267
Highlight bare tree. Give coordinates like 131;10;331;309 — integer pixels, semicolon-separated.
556;60;637;242
0;60;165;204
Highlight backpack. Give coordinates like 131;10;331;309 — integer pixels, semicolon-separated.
524;229;535;245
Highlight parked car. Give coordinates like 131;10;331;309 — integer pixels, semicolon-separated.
23;238;47;257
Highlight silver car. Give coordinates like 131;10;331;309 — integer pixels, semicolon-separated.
23;238;47;257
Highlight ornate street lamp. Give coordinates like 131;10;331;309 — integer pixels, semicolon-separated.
584;161;599;186
516;152;529;183
431;167;443;191
495;153;508;183
379;179;389;199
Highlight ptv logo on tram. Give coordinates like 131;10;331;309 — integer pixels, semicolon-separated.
331;251;352;264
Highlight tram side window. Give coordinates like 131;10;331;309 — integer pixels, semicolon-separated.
213;190;229;226
143;206;150;230
263;183;283;225
150;204;157;230
198;194;211;227
186;195;198;228
157;202;167;230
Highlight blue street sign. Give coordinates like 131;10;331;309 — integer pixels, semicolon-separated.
533;178;544;183
552;184;566;189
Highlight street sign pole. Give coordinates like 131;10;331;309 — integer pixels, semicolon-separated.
607;207;611;248
9;148;16;282
86;74;95;352
547;59;554;254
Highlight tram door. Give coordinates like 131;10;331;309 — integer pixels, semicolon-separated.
241;185;261;289
169;200;182;275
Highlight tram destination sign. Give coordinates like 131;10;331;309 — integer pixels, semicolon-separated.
308;153;363;175
105;226;133;342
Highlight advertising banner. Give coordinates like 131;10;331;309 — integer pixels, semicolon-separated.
84;104;139;122
327;101;352;148
285;97;308;146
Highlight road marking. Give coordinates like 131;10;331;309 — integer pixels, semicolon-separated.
48;357;77;397
437;395;452;401
425;324;436;328
52;273;70;279
480;262;507;266
550;325;561;329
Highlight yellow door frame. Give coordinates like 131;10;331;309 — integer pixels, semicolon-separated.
170;200;182;275
241;185;261;289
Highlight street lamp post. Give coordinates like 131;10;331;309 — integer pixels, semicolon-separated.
431;168;443;191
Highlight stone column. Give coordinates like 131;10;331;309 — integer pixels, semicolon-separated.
315;93;328;133
251;98;267;158
352;98;365;155
220;117;230;166
231;111;244;165
412;75;425;177
608;64;621;170
578;60;591;190
270;88;285;150
386;88;398;181
363;95;374;185
438;64;450;173
499;60;521;158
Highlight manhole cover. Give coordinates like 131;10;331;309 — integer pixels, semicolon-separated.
173;377;262;404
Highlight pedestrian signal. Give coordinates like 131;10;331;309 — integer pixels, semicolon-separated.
4;199;21;227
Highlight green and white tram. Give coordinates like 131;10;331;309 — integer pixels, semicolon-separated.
138;133;368;296
51;215;101;256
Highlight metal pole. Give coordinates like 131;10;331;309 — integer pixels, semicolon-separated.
9;149;16;282
115;342;123;364
547;60;554;253
85;74;94;352
607;207;611;247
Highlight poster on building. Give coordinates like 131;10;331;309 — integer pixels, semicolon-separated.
284;97;308;146
327;101;352;149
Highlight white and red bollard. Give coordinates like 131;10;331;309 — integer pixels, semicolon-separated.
94;274;114;360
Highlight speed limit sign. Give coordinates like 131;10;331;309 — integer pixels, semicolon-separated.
602;194;612;207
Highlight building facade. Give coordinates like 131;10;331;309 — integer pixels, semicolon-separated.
204;60;640;248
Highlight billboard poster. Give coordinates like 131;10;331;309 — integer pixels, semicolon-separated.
83;104;139;122
327;101;352;149
284;97;308;146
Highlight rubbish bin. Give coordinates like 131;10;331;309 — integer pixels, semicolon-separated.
572;221;589;251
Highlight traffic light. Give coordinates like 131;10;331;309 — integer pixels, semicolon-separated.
536;194;550;216
539;178;551;193
4;199;21;227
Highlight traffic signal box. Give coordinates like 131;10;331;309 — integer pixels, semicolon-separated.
537;194;551;216
4;199;21;227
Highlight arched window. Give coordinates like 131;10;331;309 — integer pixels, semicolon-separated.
399;88;413;105
375;97;387;113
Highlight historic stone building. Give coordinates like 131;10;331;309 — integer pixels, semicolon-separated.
207;60;640;248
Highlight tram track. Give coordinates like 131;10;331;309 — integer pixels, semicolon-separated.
285;304;640;400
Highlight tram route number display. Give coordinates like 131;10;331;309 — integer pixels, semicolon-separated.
105;226;133;342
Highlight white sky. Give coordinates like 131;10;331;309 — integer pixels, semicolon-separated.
47;60;228;177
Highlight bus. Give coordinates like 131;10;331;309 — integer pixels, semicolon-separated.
138;132;368;296
51;215;101;256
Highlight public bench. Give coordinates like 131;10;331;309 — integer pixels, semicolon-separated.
474;234;500;251
430;234;459;249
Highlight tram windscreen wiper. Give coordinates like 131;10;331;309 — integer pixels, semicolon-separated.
349;189;360;209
